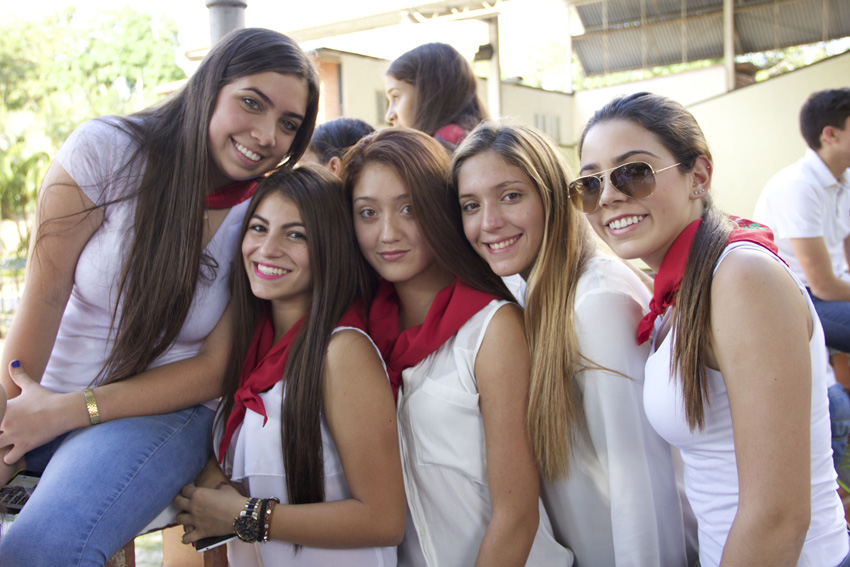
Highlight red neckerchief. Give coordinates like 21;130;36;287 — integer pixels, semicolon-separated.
433;124;468;147
217;304;366;461
206;179;259;209
368;279;499;400
636;216;781;345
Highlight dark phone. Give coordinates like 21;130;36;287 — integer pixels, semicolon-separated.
194;533;236;552
0;470;41;514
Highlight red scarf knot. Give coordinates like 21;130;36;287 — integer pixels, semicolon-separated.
368;279;500;400
635;216;781;345
434;124;468;147
217;304;366;462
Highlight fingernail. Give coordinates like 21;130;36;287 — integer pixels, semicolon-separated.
11;360;20;368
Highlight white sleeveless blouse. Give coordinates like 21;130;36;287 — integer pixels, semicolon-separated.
220;326;398;567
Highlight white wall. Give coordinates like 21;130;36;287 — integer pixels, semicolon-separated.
572;65;728;140
326;47;850;214
337;52;390;129
690;51;850;218
497;82;575;147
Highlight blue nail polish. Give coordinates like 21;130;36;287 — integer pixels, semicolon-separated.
11;360;20;368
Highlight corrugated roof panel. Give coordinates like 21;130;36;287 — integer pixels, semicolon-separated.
576;0;728;30
572;0;850;75
828;0;850;41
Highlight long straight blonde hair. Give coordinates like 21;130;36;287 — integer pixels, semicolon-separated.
451;121;596;480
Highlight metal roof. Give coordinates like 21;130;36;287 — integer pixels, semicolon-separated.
572;0;850;75
286;1;503;42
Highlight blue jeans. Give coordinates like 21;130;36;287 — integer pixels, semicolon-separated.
0;405;214;567
829;383;850;467
808;292;850;352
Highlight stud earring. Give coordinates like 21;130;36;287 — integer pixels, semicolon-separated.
693;188;706;195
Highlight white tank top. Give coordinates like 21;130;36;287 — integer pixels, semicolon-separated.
221;326;397;567
644;242;848;567
396;299;573;566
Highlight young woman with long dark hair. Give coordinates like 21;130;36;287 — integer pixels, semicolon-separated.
342;127;571;566
0;28;320;566
575;92;849;567
451;121;691;566
174;165;404;566
384;43;488;151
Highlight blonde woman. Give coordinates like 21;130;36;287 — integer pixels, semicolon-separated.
451;121;691;567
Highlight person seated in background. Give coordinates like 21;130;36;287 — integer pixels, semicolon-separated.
754;88;850;490
301;117;375;175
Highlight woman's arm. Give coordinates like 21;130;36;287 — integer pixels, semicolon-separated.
0;162;101;477
0;162;103;396
712;250;812;566
475;304;540;566
175;329;405;548
0;304;233;465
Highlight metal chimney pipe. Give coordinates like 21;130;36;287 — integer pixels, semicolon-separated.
206;0;248;46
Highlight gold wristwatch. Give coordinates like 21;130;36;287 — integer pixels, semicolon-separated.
233;497;262;543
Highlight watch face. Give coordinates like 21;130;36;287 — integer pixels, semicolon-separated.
235;516;260;543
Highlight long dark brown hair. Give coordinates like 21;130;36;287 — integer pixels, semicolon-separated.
341;127;511;302
450;121;597;479
386;43;488;143
89;28;320;385
579;92;722;430
217;165;371;509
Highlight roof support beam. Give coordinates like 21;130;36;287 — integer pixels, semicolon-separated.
724;0;735;91
486;16;502;118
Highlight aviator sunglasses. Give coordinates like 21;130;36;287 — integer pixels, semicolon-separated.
568;161;681;213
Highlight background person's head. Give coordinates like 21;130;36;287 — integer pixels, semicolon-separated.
302;118;375;175
385;43;488;147
799;89;850;167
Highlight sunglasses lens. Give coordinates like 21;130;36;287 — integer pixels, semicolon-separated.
569;176;602;212
610;162;655;199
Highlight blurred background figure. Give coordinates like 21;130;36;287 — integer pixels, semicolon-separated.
301;117;375;175
384;42;488;151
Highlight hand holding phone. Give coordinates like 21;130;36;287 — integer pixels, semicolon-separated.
194;533;236;552
0;470;40;514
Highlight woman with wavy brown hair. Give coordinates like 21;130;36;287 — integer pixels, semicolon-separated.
342;127;571;566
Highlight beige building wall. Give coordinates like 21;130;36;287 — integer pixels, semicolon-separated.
314;47;848;212
323;50;389;129
573;65;728;139
690;51;850;218
498;82;575;148
314;49;575;154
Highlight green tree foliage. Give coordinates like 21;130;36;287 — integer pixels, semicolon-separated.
0;6;185;261
0;135;49;254
0;7;186;147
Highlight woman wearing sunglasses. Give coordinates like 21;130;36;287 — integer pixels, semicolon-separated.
573;92;849;567
451;121;691;567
